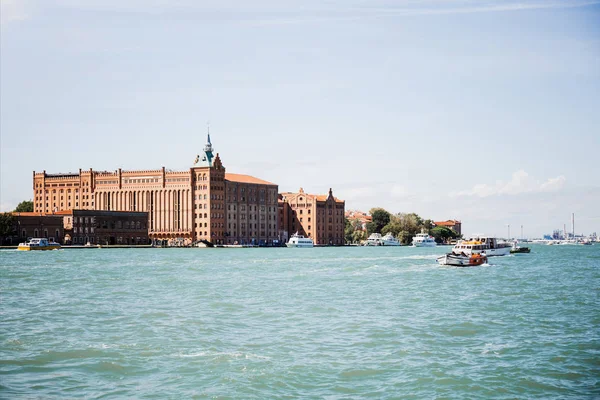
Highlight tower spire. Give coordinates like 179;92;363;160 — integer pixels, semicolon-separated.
207;121;211;145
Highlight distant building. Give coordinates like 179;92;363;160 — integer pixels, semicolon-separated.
2;212;64;245
345;210;372;231
279;188;345;245
433;220;462;235
32;134;279;245
57;209;149;245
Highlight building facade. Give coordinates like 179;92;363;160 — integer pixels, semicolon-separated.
33;135;279;245
433;220;462;235
1;212;64;245
59;210;149;245
279;188;345;245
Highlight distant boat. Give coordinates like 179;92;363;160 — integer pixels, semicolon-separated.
365;233;401;246
452;236;511;257
411;233;436;247
286;232;314;248
17;238;61;251
510;242;531;254
437;252;487;267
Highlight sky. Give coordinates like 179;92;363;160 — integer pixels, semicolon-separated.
1;0;599;238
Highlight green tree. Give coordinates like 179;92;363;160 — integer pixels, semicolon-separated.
352;230;367;244
381;214;403;237
430;226;460;244
344;218;354;244
0;213;16;243
367;208;391;234
14;200;33;212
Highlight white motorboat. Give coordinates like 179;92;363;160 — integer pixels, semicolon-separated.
452;236;511;257
437;252;487;267
381;232;401;246
17;238;61;251
411;233;437;247
365;233;401;246
286;232;314;248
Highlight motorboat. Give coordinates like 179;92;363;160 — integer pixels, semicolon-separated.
437;252;487;267
286;232;314;248
365;232;401;246
452;236;511;257
411;232;436;247
17;238;61;251
381;232;401;246
510;242;531;254
365;233;383;246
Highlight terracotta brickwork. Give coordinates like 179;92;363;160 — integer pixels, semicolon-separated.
33;136;279;245
279;188;345;245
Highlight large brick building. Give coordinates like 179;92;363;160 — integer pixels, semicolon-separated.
279;188;345;245
33;135;279;245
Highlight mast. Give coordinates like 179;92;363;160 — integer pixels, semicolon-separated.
521;225;523;240
572;213;575;238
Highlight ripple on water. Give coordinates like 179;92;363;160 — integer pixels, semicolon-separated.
1;245;599;398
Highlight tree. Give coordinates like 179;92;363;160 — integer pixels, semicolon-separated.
367;208;391;234
14;201;33;212
430;226;460;244
344;218;354;244
352;230;367;244
0;213;16;243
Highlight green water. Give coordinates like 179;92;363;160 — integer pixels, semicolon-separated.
1;245;599;398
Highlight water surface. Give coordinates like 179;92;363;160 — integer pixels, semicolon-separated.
1;245;599;398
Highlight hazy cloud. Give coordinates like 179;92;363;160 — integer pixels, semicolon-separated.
451;170;567;198
0;0;31;23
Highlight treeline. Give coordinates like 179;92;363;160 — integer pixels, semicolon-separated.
345;207;462;245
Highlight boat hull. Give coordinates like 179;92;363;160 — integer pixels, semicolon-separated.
17;245;61;251
437;254;487;267
286;243;313;248
412;242;436;247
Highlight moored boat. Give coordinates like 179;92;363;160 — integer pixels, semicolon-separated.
411;232;436;247
437;252;487;267
452;236;511;257
17;238;61;251
365;232;401;246
286;232;314;248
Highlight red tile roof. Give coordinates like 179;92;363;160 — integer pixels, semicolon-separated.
225;173;275;186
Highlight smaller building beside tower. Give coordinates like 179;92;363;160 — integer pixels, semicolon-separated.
2;212;64;245
58;209;149;245
279;188;345;245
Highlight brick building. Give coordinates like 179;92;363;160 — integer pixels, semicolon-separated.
58;210;149;245
1;212;64;245
32;134;279;245
433;220;462;235
279;188;345;245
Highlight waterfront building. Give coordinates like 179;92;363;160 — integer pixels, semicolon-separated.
279;188;345;245
57;209;149;245
1;212;64;245
433;220;462;235
345;210;372;231
33;135;279;245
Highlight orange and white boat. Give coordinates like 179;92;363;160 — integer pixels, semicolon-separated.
17;238;61;251
437;252;487;267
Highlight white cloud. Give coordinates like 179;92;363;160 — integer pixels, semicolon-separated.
540;175;567;192
390;184;409;198
451;170;567;198
0;0;31;23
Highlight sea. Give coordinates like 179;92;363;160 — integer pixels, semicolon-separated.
1;244;598;399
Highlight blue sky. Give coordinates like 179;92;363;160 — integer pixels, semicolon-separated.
1;0;599;237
